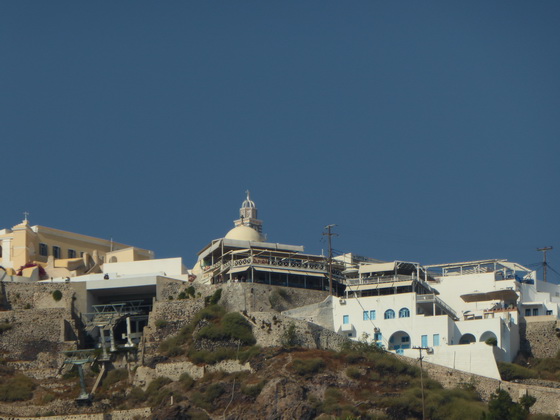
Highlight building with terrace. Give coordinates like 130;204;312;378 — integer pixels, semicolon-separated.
191;192;345;294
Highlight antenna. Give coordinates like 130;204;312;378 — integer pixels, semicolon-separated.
537;246;553;282
323;224;338;295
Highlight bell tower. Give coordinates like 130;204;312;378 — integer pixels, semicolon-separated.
234;190;263;233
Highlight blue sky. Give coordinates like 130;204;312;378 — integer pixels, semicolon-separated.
1;2;559;278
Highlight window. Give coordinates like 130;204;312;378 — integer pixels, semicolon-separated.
547;310;553;316
68;249;76;258
525;309;531;316
384;309;395;319
401;336;410;343
52;246;61;259
39;243;48;257
421;335;428;348
363;311;370;321
399;308;410;318
433;334;440;346
370;310;376;320
533;308;539;316
343;315;349;325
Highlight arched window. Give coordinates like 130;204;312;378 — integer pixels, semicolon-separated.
399;308;410;318
109;256;118;263
384;309;395;319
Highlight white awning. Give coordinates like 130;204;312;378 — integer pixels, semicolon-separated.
359;262;396;274
228;266;249;274
346;281;413;291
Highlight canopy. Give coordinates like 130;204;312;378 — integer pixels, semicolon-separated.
460;289;518;303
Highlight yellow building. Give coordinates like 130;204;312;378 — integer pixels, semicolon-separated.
0;218;153;278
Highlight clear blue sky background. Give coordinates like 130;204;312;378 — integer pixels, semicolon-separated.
1;2;559;278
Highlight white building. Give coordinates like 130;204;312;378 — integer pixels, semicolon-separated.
288;258;557;380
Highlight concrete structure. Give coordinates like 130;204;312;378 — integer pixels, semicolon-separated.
0;217;154;279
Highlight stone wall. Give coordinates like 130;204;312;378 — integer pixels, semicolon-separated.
0;307;77;377
248;311;346;351
140;298;205;361
218;282;330;313
1;281;75;311
520;318;560;358
0;407;151;419
403;355;560;416
134;359;252;389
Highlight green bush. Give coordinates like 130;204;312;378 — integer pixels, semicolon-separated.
0;322;12;335
238;345;261;364
319;387;359;418
497;362;537;381
241;381;266;398
145;377;173;406
177;291;187;300
190;383;225;411
486;389;529;420
197;312;255;345
291;358;325;376
382;385;485;420
186;286;196;298
485;337;498;346
102;368;128;389
346;366;361;379
52;290;63;301
179;372;195;391
204;289;223;305
155;319;168;329
159;336;184;357
0;374;36;402
188;347;237;365
281;323;299;348
42;393;55;404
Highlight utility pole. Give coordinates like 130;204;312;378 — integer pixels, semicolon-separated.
537;246;553;283
323;224;337;296
413;346;430;420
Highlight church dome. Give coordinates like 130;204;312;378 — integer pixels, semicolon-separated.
225;225;264;242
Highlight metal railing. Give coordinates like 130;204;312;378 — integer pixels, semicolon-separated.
345;274;414;287
417;294;459;320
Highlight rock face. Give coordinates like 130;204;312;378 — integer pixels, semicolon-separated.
520;318;560;358
254;377;316;420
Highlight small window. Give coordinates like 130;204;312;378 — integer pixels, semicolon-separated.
401;336;410;343
533;308;539;316
68;249;76;258
421;335;428;348
363;311;370;321
525;308;531;316
53;246;61;259
384;309;395;319
399;308;410;318
39;243;48;257
343;315;349;325
433;334;440;346
547;310;553;316
370;310;376;320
